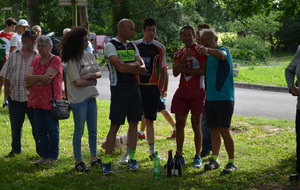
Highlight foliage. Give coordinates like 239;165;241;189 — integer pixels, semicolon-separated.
221;34;270;65
195;0;230;32
275;12;300;51
222;0;300;20
0;99;298;189
128;0;202;60
88;0;113;35
0;0;71;37
226;12;281;50
1;0;300;59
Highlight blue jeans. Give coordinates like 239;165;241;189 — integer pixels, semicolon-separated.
34;108;59;160
202;111;212;153
71;98;98;161
8;96;40;155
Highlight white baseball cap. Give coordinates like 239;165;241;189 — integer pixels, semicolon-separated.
18;19;29;27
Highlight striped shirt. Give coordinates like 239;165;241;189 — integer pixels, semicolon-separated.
0;49;38;102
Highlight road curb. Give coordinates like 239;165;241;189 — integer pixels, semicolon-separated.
235;82;288;93
99;66;288;93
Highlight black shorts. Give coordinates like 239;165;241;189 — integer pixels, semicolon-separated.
205;101;234;128
139;85;160;120
110;83;143;125
157;98;166;112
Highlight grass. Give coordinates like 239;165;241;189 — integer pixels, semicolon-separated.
0;99;298;190
234;54;294;86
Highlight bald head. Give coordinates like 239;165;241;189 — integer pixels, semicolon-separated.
63;28;71;37
117;18;136;42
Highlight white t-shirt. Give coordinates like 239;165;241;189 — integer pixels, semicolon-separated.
66;51;100;103
10;33;22;50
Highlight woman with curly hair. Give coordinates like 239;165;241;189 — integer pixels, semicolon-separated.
60;26;102;172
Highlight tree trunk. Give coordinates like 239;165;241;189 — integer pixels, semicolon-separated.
78;6;89;32
27;0;40;27
111;0;130;35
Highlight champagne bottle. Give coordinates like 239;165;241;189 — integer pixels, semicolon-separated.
166;150;174;177
153;151;161;179
174;151;182;177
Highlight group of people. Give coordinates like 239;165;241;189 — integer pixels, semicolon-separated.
102;18;236;175
1;17;237;175
0;18;102;170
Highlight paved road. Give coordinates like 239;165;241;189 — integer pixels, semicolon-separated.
96;70;297;121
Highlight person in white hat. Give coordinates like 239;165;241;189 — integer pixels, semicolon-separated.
9;19;29;53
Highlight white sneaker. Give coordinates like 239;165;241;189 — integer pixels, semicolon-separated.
120;153;129;165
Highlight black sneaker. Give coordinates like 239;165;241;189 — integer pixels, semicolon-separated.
4;151;16;158
2;100;8;108
174;154;185;165
221;163;237;174
91;158;102;167
290;173;299;181
75;162;90;172
200;150;210;158
204;159;220;170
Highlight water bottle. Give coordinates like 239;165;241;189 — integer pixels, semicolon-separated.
153;151;161;179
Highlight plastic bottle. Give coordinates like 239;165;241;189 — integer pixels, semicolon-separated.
166;150;174;177
153;151;161;179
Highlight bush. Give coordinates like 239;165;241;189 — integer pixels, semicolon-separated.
221;35;270;66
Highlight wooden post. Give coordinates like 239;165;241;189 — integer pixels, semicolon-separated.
72;0;77;27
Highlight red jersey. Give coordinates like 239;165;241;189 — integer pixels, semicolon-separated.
173;43;206;89
0;30;14;61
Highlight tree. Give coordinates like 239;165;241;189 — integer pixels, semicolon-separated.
227;12;281;50
222;0;300;19
78;5;89;31
27;0;39;26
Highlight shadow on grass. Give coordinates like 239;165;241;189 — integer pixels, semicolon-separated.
0;145;298;189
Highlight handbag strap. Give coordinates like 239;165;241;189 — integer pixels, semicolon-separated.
49;56;56;102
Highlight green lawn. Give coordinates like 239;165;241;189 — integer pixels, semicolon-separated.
0;100;298;190
234;54;294;87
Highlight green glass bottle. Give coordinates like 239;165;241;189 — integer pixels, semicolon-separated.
153;151;161;180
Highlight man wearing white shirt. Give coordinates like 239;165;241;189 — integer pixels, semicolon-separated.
10;19;29;53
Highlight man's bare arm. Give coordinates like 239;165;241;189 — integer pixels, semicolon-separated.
130;56;146;75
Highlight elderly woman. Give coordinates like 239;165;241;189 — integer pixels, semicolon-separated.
26;35;62;164
60;26;102;172
285;47;300;189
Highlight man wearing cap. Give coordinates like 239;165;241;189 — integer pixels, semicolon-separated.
10;19;29;53
0;18;17;108
1;30;40;158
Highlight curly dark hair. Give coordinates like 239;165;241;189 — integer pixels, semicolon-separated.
60;26;88;62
